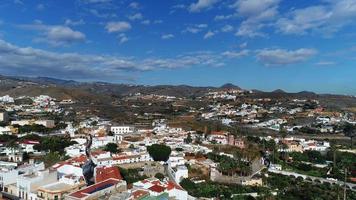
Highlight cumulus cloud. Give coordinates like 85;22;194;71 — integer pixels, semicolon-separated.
276;0;356;36
128;13;143;21
189;0;220;12
153;20;163;24
64;19;85;26
214;14;235;21
118;33;129;44
204;31;216;39
221;25;234;32
141;20;150;25
88;9;115;18
256;48;317;65
0;40;243;81
129;2;140;9
240;42;248;48
36;4;45;11
232;0;280;37
18;23;86;46
221;50;249;58
161;34;174;40
105;21;131;33
183;24;208;34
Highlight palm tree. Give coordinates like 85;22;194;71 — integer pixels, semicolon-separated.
343;123;355;149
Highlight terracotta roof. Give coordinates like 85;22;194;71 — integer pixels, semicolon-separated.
148;184;165;193
95;166;123;183
166;181;183;190
131;189;149;199
69;178;120;199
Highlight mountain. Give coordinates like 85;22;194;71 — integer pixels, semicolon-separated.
220;83;241;90
0;74;354;109
9;76;79;86
271;89;287;93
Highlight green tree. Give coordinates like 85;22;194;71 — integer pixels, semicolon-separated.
154;172;165;181
343;123;355;149
184;133;192;144
104;143;119;154
147;144;171;162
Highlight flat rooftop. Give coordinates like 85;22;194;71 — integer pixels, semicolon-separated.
39;182;73;192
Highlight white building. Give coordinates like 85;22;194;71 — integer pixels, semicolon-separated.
16;169;57;200
0;112;9;122
0;167;18;191
111;125;136;141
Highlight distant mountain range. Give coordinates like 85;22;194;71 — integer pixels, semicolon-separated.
0;74;355;109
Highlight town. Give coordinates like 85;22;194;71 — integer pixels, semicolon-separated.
0;87;355;200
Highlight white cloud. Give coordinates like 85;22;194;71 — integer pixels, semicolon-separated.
118;33;129;44
214;14;235;21
36;4;45;11
232;0;280;37
128;13;143;21
161;34;174;40
222;50;249;58
153;20;163;24
256;48;317;65
233;0;280;21
0;40;237;80
105;21;131;33
221;25;234;32
14;0;24;5
18;23;86;46
129;2;140;9
276;0;356;36
183;24;208;34
189;0;220;12
89;9;116;18
64;19;85;26
204;31;216;39
141;20;150;25
235;21;266;37
240;42;248;48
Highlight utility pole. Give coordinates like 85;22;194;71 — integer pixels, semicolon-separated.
343;168;347;200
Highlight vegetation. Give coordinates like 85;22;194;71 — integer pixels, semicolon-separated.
154;172;165;181
42;151;63;167
14;123;67;134
342;122;355;149
207;153;251;176
147;144;171;162
104;143;119;154
118;167;148;184
180;178;260;199
267;173;356;200
33;136;76;153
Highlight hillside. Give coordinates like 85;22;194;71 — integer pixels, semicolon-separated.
0;75;355;109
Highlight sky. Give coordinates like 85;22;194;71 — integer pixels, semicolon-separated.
0;0;356;95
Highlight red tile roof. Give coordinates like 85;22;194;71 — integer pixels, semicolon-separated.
69;178;121;199
148;184;165;193
166;181;183;190
95;166;123;183
131;189;149;199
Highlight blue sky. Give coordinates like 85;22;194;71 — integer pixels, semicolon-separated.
0;0;356;94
